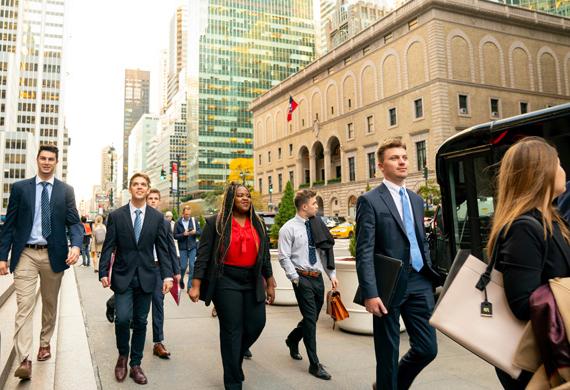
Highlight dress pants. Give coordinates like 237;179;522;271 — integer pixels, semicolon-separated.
180;247;196;286
213;265;266;390
114;272;152;367
288;273;325;366
373;270;438;390
13;248;63;362
151;267;165;343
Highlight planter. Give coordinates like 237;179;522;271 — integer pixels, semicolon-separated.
335;258;405;335
270;250;297;306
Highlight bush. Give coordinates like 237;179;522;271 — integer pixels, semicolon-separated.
270;181;296;240
349;226;356;258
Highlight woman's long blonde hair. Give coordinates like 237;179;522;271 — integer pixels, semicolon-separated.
487;137;570;258
94;215;103;227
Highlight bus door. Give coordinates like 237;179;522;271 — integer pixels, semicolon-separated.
444;149;496;262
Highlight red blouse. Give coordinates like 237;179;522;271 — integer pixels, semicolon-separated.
224;217;260;268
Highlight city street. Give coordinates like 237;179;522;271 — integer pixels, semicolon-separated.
71;239;502;390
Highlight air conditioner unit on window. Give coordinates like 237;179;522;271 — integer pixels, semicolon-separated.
459;108;468;115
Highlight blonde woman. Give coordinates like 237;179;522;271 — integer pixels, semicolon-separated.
488;137;570;389
91;215;106;273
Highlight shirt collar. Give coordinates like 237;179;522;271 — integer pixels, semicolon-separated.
129;202;147;215
36;175;55;186
295;214;309;223
383;178;406;193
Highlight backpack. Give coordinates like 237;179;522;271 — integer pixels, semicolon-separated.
93;226;106;244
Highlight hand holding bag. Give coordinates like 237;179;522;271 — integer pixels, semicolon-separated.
326;289;349;329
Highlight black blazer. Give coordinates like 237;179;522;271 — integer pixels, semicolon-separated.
194;215;273;306
98;204;173;294
0;177;84;273
164;218;181;275
355;183;439;308
173;217;202;251
497;210;570;321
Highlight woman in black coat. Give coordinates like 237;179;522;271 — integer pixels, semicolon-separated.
487;137;570;389
189;183;276;390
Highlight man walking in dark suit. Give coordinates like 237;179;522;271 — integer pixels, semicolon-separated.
355;138;439;390
174;205;201;290
146;188;181;359
99;173;173;385
0;145;83;380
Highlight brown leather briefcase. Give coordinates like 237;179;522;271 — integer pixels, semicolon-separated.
326;290;349;329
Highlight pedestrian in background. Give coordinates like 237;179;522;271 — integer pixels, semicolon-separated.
487;137;570;389
278;189;338;381
0;145;83;380
188;182;276;390
174;205;201;290
91;215;106;273
81;216;92;267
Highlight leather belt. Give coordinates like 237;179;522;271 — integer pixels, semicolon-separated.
25;244;48;250
296;269;321;278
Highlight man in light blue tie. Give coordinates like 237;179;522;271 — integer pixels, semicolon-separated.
355;138;441;390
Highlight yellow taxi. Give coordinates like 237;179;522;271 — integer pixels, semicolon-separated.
330;222;355;239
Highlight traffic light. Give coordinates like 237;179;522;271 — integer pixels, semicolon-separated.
269;183;273;193
160;165;166;181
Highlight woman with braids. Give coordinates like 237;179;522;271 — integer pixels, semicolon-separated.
188;182;276;390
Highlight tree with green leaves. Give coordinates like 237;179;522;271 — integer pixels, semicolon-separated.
270;181;296;240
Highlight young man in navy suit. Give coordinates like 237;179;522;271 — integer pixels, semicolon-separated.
355;138;439;390
99;173;173;385
0;145;83;380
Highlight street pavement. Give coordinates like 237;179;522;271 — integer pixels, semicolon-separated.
75;240;502;390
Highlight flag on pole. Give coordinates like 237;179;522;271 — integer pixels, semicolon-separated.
287;96;298;122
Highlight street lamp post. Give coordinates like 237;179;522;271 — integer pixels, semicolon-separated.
108;146;115;210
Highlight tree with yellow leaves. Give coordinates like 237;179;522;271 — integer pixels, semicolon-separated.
227;158;254;185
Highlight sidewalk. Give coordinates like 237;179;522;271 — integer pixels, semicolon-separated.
75;264;501;389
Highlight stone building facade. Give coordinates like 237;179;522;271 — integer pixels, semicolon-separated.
250;0;570;219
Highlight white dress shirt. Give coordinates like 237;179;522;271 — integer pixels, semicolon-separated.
28;175;55;245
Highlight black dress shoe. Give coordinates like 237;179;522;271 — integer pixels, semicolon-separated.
309;363;331;380
285;339;302;360
106;303;114;323
180;280;185;290
243;349;252;359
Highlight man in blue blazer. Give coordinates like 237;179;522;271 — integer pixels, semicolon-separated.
0;145;83;380
355;139;439;390
174;205;201;290
99;173;173;385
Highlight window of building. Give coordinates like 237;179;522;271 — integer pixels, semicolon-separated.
331;106;334;115
258;154;261;165
347;122;354;139
458;94;469;115
490;98;500;118
348;157;356;182
289;170;294;187
304;169;310;184
278;173;283;192
414;98;423;119
520;101;528;114
366;115;374;133
301;118;305;127
259;178;263;193
389;107;397;127
348;98;352;109
315;113;319;121
416;140;427;171
289;143;293;156
268;151;271;163
367;152;376;179
268;176;273;192
278;147;282;160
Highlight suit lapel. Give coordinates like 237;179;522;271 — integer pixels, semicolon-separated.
138;208;153;246
28;178;36;227
378;184;406;235
122;205;137;247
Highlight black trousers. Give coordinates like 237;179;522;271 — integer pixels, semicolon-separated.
373;270;438;390
114;274;152;367
151;268;165;343
213;265;266;390
288;273;325;366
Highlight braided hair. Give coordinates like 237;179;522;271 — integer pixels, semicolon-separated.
215;182;266;265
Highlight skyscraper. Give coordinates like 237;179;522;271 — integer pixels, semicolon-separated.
186;0;316;194
122;69;150;189
0;0;68;215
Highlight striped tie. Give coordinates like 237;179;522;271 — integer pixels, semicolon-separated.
41;182;51;239
134;209;142;243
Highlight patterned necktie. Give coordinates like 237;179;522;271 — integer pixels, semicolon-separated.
134;209;142;243
399;188;424;272
41;182;51;239
305;220;317;265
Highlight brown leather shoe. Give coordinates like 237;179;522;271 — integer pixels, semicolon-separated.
373;382;377;390
153;342;171;359
130;365;148;385
37;345;51;361
14;358;32;379
114;355;128;382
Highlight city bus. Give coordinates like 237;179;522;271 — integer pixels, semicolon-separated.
430;102;570;277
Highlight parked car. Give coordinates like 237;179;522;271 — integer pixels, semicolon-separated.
257;211;276;233
323;215;346;229
330;222;354;239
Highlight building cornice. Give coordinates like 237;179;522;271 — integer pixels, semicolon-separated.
249;0;569;113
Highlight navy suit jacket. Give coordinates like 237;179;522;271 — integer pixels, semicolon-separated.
98;204;173;294
355;183;439;308
0;177;84;273
173;217;201;251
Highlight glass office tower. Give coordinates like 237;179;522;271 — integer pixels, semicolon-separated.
187;0;316;194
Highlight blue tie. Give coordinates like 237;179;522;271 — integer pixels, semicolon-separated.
134;209;142;243
305;220;317;265
399;188;423;272
41;182;51;239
